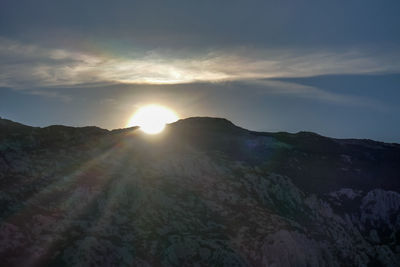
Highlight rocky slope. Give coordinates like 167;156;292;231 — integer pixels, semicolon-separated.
0;117;399;266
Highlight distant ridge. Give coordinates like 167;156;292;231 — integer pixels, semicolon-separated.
0;116;398;146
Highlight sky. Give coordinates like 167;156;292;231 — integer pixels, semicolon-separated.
0;0;399;142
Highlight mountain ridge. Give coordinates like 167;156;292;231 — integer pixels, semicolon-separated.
1;116;398;146
1;116;399;194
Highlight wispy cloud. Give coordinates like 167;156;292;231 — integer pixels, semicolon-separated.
27;90;72;102
1;38;400;89
240;79;388;110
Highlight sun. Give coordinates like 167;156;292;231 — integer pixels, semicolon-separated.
126;105;179;134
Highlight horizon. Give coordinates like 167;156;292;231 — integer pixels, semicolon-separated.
2;115;399;145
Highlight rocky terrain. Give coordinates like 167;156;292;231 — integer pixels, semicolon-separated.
0;117;399;266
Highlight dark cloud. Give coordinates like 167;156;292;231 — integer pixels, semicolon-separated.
1;0;399;50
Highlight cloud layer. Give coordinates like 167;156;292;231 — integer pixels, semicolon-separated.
1;38;399;89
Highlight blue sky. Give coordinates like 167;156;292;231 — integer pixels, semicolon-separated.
0;0;399;142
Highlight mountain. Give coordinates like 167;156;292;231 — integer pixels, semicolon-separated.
0;117;399;266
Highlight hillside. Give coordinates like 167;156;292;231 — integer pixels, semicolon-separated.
0;117;399;266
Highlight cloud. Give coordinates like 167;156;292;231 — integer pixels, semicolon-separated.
27;90;72;102
240;79;388;110
1;38;400;89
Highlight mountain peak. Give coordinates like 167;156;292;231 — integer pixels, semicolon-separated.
169;116;248;135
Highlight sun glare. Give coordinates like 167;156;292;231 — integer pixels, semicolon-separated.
126;105;179;134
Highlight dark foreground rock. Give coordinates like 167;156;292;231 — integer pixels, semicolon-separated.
0;117;399;266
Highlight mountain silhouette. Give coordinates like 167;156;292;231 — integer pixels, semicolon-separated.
0;117;399;266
